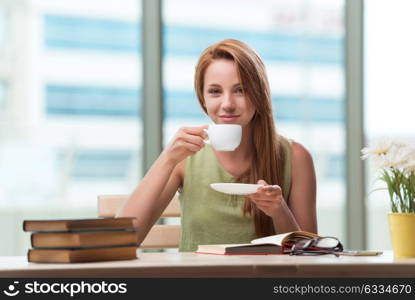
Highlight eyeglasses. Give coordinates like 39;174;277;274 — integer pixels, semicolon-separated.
289;236;343;257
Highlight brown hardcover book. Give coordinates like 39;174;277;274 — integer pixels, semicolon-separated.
23;217;136;232
31;230;139;248
27;246;138;263
195;243;283;255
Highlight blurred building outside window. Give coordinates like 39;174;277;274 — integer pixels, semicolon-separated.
0;0;142;255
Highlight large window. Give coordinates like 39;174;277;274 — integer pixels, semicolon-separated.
163;0;345;240
0;0;141;255
365;0;415;250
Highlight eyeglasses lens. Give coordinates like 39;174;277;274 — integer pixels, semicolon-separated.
314;237;339;248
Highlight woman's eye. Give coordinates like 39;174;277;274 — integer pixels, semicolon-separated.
235;87;244;94
208;89;221;95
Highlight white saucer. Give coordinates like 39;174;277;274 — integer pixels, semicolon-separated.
210;183;262;195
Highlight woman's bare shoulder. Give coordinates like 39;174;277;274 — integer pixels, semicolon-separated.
291;141;314;168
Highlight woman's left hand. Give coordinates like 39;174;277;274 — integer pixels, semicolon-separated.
249;179;284;217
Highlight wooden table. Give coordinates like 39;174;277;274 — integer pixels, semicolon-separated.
1;251;414;278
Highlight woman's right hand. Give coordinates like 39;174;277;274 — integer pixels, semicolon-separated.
161;125;208;165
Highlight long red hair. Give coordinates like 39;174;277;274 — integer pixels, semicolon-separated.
194;39;286;237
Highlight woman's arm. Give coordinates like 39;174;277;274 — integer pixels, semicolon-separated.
116;155;182;244
116;125;207;243
249;141;317;233
287;141;317;233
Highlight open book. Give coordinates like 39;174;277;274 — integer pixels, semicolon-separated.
195;231;319;255
196;231;383;256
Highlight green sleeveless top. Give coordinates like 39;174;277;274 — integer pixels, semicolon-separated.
178;136;292;252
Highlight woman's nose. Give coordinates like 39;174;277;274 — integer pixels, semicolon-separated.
222;93;236;111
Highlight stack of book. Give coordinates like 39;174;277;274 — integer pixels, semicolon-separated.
23;217;139;263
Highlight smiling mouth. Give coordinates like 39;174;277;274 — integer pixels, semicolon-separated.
218;115;240;123
219;115;239;119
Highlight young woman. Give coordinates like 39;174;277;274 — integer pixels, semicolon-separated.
117;39;317;251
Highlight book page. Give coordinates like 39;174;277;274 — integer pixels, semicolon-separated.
250;232;295;246
250;231;320;246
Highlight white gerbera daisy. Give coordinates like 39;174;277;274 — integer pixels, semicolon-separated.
360;138;395;160
362;138;415;213
390;144;414;168
361;139;413;169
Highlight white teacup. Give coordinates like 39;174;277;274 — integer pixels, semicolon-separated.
204;124;242;151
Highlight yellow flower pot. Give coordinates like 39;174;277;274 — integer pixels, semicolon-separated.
388;213;415;258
